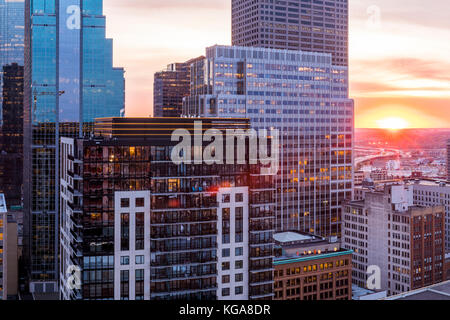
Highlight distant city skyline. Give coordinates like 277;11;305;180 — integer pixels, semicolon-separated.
104;0;450;129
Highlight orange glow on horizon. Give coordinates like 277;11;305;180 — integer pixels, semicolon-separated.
376;117;409;130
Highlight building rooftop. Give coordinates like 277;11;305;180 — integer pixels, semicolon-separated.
273;231;348;265
273;232;315;243
352;285;387;300
385;281;450;300
409;178;450;188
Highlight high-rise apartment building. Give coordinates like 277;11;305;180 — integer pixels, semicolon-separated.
153;57;204;118
231;0;349;67
183;45;353;238
411;179;450;252
23;0;125;294
342;185;446;296
0;63;24;207
0;0;24;122
59;117;276;300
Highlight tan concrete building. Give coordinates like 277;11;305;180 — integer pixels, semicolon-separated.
0;194;18;300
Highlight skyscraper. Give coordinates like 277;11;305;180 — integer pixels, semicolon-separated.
153;56;204;118
231;0;349;66
59;118;275;300
23;0;125;294
0;0;24;121
0;0;24;208
0;63;24;207
183;45;353;238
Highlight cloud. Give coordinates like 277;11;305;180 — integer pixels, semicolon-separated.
356;58;450;82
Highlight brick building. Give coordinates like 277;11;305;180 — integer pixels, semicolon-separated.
273;232;352;300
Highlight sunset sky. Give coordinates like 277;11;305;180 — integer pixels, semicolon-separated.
103;0;450;128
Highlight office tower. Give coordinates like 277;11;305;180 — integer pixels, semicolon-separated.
1;63;24;155
411;179;450;252
273;231;352;300
0;0;24;122
0;194;19;300
0;64;24;207
231;0;349;67
183;45;354;237
153;56;204;118
23;0;125;294
342;185;446;296
59;117;275;300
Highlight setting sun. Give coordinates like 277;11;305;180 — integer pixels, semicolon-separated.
376;117;409;130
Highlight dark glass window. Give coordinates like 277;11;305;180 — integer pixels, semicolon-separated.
135;269;144;299
222;248;230;257
235;286;243;295
135;198;145;207
135;212;145;250
121;198;130;208
120;270;129;300
121;213;130;251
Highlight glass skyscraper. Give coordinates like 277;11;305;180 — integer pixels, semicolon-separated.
23;0;125;293
153;57;204;118
183;45;354;238
0;0;25;122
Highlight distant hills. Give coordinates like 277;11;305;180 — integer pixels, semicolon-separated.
356;128;450;150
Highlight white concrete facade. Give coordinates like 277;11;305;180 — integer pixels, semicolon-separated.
217;187;249;300
113;191;151;300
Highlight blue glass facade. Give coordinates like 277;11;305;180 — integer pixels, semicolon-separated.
0;0;25;121
23;0;125;291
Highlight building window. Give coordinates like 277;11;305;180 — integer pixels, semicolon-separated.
235;273;243;282
120;270;129;300
222;262;230;271
222;194;231;203
235;193;244;202
235;260;243;269
121;198;130;208
222;275;230;284
135;198;145;207
120;256;129;265
222;208;230;244
222;248;230;257
135;255;144;265
135;212;145;250
135;269;144;300
235;286;243;295
222;288;230;297
121;213;130;251
235;247;243;256
235;207;244;243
